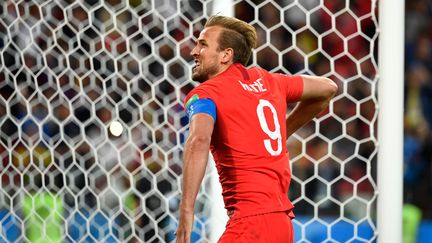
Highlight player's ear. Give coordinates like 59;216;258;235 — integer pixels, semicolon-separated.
221;48;234;64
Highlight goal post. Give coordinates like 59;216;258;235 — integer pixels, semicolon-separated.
0;0;403;242
377;0;405;242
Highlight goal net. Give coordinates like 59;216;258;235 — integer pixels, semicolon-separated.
0;0;378;242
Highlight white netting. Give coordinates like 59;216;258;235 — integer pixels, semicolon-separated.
0;0;378;242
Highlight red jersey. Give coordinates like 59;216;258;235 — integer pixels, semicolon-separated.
184;63;303;219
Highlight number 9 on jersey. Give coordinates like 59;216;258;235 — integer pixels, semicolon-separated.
256;99;282;156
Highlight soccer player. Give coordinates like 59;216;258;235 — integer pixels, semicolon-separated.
176;16;337;243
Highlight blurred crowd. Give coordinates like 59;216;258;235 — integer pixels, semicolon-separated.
404;0;432;219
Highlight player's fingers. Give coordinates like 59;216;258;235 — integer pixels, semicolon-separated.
175;230;190;243
175;235;190;243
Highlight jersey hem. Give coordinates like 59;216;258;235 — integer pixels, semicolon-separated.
226;206;295;220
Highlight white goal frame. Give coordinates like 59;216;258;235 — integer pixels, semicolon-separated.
377;0;404;242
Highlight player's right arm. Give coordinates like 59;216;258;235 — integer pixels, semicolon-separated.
176;95;216;243
285;75;338;137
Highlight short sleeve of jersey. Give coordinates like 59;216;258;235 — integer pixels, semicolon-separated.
273;74;303;102
184;87;217;122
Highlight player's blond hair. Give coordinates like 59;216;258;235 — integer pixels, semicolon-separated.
205;15;257;66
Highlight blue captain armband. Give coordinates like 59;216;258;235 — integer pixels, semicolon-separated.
185;97;216;122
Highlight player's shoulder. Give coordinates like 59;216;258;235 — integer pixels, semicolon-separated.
248;65;269;74
246;66;278;82
184;80;218;103
251;67;300;83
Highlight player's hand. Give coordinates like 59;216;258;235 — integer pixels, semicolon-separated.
175;210;194;243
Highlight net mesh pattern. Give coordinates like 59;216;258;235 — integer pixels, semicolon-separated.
0;0;378;242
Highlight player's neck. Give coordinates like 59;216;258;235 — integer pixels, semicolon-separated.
209;63;234;79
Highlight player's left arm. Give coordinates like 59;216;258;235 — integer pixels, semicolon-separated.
286;75;338;137
176;98;215;243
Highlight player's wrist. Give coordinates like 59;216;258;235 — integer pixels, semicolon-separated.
179;203;195;215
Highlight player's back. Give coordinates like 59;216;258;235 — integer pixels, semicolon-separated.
185;63;303;218
211;65;287;163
